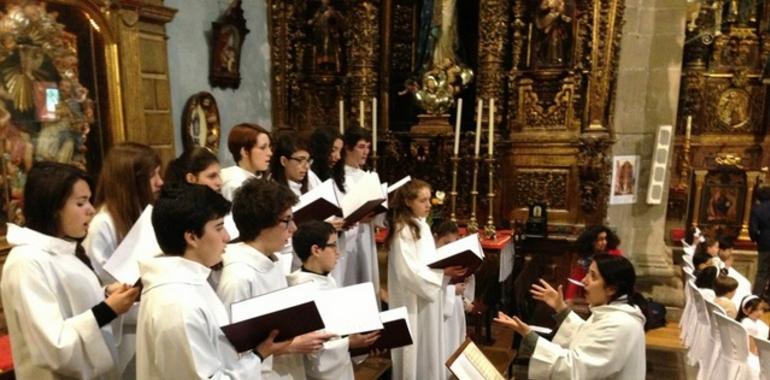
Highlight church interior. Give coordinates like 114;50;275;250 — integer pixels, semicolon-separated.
0;0;769;379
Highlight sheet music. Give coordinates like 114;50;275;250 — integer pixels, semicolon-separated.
292;179;340;213
428;233;484;266
223;213;239;240
448;340;505;380
103;205;161;284
315;282;383;336
230;281;318;324
340;172;386;218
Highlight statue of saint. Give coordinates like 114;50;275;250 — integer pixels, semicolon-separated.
534;0;573;66
308;0;345;74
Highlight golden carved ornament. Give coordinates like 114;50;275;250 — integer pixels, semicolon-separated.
714;153;744;168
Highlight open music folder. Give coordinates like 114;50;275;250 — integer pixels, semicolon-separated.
340;172;386;227
292;179;343;225
221;281;325;352
103;205;161;285
427;233;485;275
446;338;505;380
373;175;411;214
349;306;413;356
314;282;383;336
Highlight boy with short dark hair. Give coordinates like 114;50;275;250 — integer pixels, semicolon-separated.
137;183;288;379
287;220;380;380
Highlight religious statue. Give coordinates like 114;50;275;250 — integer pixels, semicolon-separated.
404;0;473;115
308;0;345;74
533;0;573;66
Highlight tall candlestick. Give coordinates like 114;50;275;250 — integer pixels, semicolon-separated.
453;98;463;155
359;99;365;128
526;23;533;67
686;115;692;140
474;99;483;156
339;100;344;134
488;98;495;156
372;97;377;153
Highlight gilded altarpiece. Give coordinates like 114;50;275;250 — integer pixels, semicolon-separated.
268;0;625;230
668;1;770;242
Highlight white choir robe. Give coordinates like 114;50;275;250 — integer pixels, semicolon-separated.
286;270;354;380
136;256;261;379
727;266;753;310
307;170;323;189
221;165;257;201
441;275;475;376
1;224;119;380
217;243;306;380
388;218;447;380
529;301;647;380
83;208;139;379
334;166;379;294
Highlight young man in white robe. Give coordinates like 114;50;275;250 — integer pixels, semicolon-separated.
217;178;335;380
220;123;272;201
386;179;467;380
286;220;381;379
333;126;381;293
136;183;289;379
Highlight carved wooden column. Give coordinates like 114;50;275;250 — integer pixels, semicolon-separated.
349;1;380;128
585;0;624;131
740;171;762;240
477;0;509;128
691;170;708;228
267;0;291;130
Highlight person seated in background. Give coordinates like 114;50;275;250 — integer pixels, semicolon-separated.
717;237;752;309
695;266;718;301
714;269;739;318
682;226;705;256
737;295;769;355
496;254;647;380
565;226;622;301
136;183;289;379
692;251;714;277
286;220;380;380
694;238;721;267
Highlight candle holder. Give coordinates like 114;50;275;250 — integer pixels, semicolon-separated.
677;130;691;190
467;155;481;234
449;155;460;223
370;152;378;173
484;154;497;240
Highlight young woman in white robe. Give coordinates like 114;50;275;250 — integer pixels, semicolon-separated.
496;254;647;380
220;123;272;201
83;142;164;378
163;146;224;192
286;220;380;380
216;179;335;380
386;179;467;380
136;183;289;379
1;162;139;379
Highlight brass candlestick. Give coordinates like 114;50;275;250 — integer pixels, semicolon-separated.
449;155;460;223
484;154;497;239
677;128;691;190
467;155;481;233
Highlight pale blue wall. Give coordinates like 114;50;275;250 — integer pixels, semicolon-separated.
165;0;272;166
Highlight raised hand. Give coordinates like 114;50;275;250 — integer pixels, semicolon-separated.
530;279;567;313
493;311;531;336
255;330;293;359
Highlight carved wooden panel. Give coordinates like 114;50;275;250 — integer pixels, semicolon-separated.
510;169;569;210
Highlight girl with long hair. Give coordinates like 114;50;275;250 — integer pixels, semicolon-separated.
1;162;138;379
565;225;622;300
385;179;466;380
736;295;769;355
309;126;344;191
496;254;647;379
270;133;313;196
165;146;223;192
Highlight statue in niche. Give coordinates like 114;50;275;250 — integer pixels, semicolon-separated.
308;0;345;74
533;0;573;67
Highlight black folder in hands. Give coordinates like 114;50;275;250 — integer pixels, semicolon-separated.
292;179;343;225
221;282;325;352
427;233;485;276
349;307;412;356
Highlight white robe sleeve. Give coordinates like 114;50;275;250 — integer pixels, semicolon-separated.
151;310;262;379
217;265;255;311
306;336;354;379
6;258;115;377
529;312;632;379
83;213;118;284
393;228;443;301
443;283;457;320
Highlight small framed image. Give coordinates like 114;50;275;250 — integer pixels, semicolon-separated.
610;155;639;205
181;92;221;153
209;0;249;89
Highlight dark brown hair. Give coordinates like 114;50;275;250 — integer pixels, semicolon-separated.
23;162;93;237
227;123;270;163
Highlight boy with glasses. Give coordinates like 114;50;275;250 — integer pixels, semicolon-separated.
217;178;334;379
287;220;380;379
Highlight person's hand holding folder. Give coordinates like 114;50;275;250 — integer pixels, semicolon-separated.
348;331;381;351
443;265;467;279
283;331;336;354
255;329;293;359
104;283;140;315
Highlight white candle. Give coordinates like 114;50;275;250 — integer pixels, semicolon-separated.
686;115;692;140
475;99;482;157
359;99;365;128
453;98;463;155
488;98;495;156
372;97;377;153
339;100;344;134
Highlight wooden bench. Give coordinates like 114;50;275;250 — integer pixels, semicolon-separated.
353;355;391;380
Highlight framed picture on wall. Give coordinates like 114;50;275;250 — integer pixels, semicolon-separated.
209;0;249;89
610;155;639;205
181;92;221;153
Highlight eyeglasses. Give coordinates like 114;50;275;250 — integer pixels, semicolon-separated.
318;240;337;249
288;156;313;166
278;216;294;229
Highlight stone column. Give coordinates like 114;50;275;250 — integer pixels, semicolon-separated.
607;0;687;307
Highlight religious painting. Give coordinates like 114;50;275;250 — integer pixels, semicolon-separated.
530;0;576;68
698;171;746;232
609;155;639;205
181;92;221;153
209;0;249;89
306;0;345;75
0;2;95;235
716;88;750;130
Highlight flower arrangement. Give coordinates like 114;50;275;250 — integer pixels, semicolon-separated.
428;190;446;226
